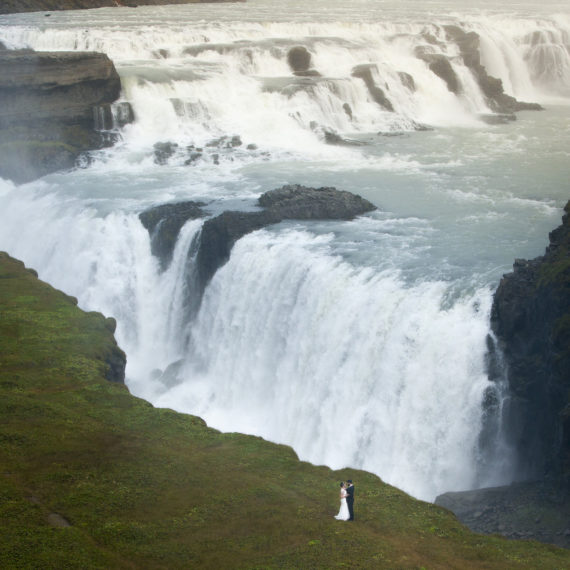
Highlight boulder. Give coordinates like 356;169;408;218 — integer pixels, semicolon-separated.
153;141;179;165
398;71;416;92
491;201;570;480
0;50;123;183
287;46;311;73
286;46;320;77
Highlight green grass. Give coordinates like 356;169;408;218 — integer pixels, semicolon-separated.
1;250;570;569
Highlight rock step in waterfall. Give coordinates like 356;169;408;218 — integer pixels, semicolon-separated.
139;184;377;290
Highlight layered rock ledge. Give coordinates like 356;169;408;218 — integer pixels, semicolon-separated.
140;184;376;288
0;50;122;183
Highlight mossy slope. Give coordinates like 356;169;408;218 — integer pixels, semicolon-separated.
1;251;569;569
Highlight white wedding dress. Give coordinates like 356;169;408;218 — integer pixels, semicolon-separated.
334;489;350;521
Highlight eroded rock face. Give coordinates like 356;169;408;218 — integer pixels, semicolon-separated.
0;50;123;183
351;64;394;112
491;201;570;480
443;26;543;114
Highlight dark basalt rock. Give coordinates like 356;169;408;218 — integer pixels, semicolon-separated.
351;64;394;112
442;25;543;114
196;184;376;288
322;129;367;147
491;201;570;481
139;201;206;271
435;480;570;549
0;50;123;183
0;0;244;15
415;50;460;94
287;46;311;73
153;141;179;165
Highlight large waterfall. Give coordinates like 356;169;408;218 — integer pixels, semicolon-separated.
1;0;569;501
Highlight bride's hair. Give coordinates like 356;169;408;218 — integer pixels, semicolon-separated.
339;482;344;487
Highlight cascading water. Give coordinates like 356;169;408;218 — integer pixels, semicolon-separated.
1;0;569;501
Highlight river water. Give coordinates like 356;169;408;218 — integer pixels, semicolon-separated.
0;0;569;500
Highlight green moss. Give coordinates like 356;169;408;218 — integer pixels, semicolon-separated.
1;250;570;568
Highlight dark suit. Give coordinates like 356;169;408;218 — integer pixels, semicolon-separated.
346;484;355;520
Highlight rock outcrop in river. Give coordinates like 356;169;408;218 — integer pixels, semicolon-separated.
0;50;122;183
140;184;376;290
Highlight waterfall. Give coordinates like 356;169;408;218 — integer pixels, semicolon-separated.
1;1;568;501
153;229;497;500
1;9;569;154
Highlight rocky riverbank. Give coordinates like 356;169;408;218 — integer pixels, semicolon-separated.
0;49;124;183
436;201;570;549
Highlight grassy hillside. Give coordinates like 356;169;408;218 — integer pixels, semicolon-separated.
1;250;569;569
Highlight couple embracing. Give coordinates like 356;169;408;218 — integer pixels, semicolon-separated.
334;479;355;521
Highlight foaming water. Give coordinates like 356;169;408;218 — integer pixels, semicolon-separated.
151;229;494;499
0;0;569;501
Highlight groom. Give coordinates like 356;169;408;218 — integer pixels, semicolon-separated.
346;479;355;521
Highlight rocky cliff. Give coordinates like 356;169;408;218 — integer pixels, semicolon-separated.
434;203;570;549
491;201;570;481
0;50;122;183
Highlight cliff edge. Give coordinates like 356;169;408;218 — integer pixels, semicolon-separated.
491;201;570;481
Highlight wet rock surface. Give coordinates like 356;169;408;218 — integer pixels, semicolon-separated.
436;480;570;549
197;184;376;288
139;201;206;271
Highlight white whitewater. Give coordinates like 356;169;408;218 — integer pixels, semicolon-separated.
0;0;569;501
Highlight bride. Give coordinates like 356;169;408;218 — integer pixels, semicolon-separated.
334;482;350;521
